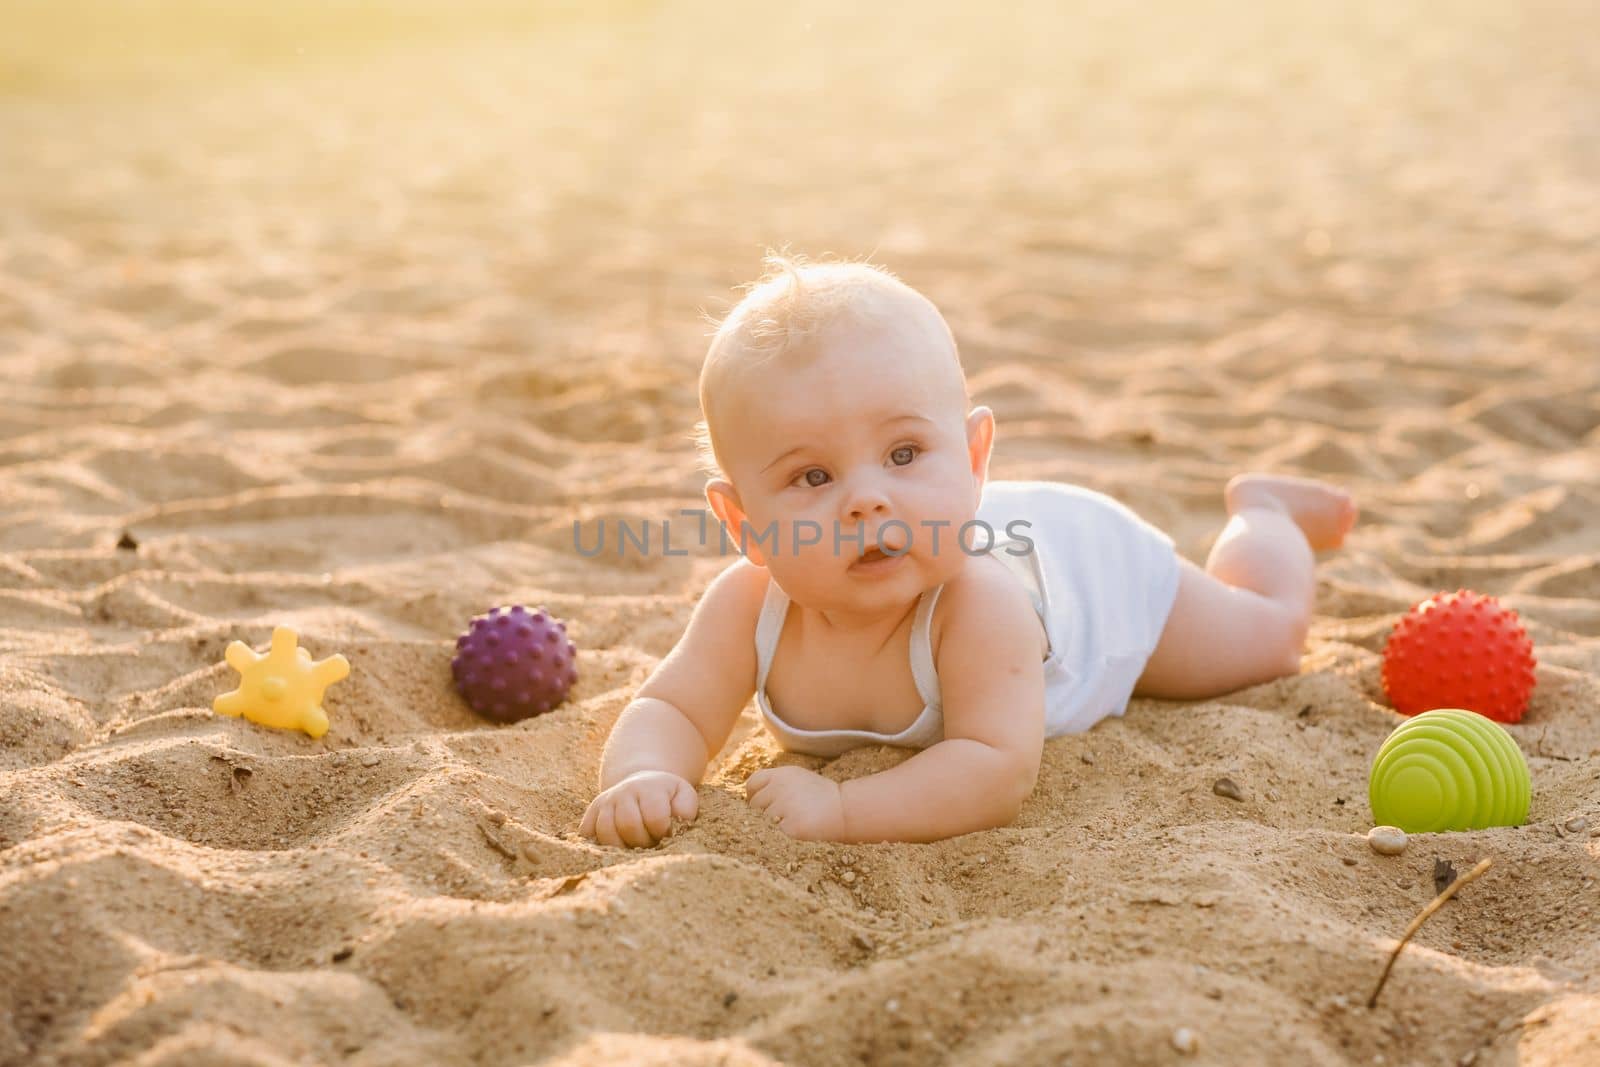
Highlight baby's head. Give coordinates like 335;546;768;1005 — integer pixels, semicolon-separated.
692;253;995;615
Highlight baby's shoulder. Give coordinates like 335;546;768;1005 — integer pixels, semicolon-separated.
938;549;1038;608
931;552;1049;660
690;556;771;632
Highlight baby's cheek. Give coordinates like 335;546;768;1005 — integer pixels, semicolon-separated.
781;520;820;555
908;511;966;563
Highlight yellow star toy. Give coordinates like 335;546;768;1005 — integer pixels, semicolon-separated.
213;626;349;739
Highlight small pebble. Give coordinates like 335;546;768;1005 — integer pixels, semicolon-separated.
1368;826;1408;856
1171;1027;1198;1055
1212;778;1244;801
1342;856;1359;866
851;932;874;951
1081;752;1096;765
885;998;899;1013
841;870;856;884
1265;788;1281;803
360;753;380;768
1563;816;1587;835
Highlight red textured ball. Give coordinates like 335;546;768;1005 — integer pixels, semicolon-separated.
1381;589;1536;723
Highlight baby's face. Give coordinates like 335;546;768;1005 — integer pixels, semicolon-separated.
708;308;991;618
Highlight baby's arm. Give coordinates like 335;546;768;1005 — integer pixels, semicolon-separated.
837;566;1046;843
584;558;766;845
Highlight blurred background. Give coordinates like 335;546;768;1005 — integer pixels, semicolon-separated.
3;5;1600;1065
3;0;1598;570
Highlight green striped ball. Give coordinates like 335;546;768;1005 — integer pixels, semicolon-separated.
1369;708;1530;833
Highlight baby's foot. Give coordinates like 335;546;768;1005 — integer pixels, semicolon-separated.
1224;473;1358;550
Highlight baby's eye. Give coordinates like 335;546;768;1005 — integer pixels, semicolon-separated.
797;468;830;488
890;445;919;466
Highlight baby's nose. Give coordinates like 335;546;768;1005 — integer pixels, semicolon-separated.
847;506;893;541
844;483;891;520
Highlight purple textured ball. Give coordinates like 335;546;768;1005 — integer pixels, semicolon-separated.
451;604;577;723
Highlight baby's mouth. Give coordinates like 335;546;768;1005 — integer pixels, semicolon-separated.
854;546;904;567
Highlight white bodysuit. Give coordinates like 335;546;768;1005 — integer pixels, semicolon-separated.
753;480;1183;758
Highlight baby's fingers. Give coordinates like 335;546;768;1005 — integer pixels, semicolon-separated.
745;770;771;804
670;779;699;823
590;803;618;846
745;785;771;812
638;789;675;842
610;794;655;849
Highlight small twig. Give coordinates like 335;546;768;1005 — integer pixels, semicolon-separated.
479;819;520;861
1368;857;1493;1009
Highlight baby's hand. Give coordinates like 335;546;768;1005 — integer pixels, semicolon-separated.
579;770;699;849
745;766;846;842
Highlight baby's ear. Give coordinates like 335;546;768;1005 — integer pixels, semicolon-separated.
704;478;769;567
965;405;995;488
704;476;737;518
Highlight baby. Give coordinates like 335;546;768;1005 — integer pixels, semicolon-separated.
579;255;1357;848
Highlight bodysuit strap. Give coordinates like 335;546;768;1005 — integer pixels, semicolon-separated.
910;585;943;710
753;578;790;692
755;578;943;710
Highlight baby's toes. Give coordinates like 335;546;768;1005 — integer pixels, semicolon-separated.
1319;494;1359;549
1340;496;1359;532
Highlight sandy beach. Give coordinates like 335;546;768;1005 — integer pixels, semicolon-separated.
2;2;1598;1064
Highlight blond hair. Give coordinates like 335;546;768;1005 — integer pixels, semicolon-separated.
689;251;958;480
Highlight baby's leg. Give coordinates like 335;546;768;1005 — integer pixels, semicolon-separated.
1133;474;1358;700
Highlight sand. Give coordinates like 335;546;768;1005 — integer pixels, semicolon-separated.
2;2;1598;1064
